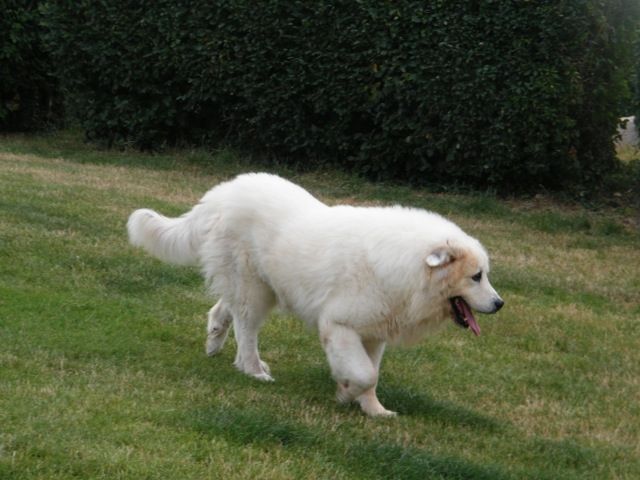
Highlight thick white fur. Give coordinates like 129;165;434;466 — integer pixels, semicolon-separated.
128;173;501;416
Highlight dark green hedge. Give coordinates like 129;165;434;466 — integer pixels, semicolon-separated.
41;1;639;191
0;1;63;131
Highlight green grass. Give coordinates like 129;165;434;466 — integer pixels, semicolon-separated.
1;131;639;479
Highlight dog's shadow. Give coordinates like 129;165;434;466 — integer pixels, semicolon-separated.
378;382;503;431
283;363;503;431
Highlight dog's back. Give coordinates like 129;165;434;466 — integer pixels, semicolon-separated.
200;172;325;227
127;173;325;267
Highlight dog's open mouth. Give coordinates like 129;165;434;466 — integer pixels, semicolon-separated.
450;297;481;336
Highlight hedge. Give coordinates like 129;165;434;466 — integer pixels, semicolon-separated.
0;1;63;131
40;0;640;192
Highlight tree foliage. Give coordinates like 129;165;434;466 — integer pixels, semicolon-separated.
38;1;640;191
0;1;63;131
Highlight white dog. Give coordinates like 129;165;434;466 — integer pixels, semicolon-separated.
128;173;503;416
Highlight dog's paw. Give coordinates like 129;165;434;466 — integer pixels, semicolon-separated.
234;358;274;382
205;334;227;356
259;360;271;375
253;361;273;381
360;400;397;417
205;322;231;356
336;381;353;404
252;371;275;382
368;408;397;418
357;389;397;418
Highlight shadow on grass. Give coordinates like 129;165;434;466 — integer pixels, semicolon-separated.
378;383;504;433
277;363;503;433
184;406;513;480
175;401;606;480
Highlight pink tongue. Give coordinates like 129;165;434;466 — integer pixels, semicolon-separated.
461;300;481;336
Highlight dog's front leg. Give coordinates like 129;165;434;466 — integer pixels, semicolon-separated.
356;339;395;417
320;324;395;417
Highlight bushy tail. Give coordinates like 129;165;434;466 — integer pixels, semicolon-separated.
127;208;200;266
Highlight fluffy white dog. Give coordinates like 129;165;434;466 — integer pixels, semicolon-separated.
128;173;503;416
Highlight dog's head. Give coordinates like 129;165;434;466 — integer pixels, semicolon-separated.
426;238;503;336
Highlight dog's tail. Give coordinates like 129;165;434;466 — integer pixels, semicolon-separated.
127;208;201;266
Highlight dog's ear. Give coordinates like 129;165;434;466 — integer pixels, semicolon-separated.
425;249;452;267
425;243;458;267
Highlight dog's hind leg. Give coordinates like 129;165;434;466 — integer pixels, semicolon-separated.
231;283;276;382
321;325;395;417
206;300;233;356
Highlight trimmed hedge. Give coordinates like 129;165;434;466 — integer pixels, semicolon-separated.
0;1;62;131
41;1;639;191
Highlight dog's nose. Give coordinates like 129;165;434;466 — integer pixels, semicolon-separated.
493;299;504;312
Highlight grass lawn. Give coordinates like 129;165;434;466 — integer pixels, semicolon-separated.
1;131;639;479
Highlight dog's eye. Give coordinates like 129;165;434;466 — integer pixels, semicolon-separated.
471;271;482;282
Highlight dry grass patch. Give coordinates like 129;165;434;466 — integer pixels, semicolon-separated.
0;151;219;207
